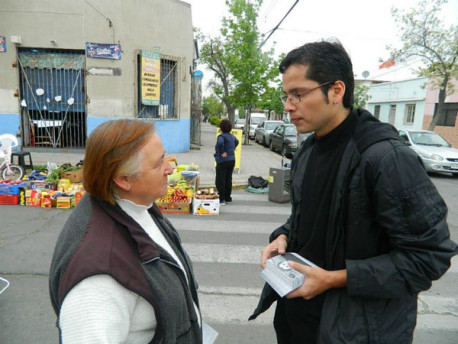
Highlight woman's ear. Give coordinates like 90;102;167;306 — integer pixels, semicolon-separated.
330;80;346;105
113;175;131;192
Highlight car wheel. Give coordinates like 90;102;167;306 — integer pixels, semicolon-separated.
270;141;275;151
262;136;267;146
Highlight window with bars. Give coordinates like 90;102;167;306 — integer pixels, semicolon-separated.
434;102;458;127
138;55;179;119
404;104;415;124
374;105;381;119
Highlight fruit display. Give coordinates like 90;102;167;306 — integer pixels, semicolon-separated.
0;179;23;185
195;188;219;199
157;185;193;203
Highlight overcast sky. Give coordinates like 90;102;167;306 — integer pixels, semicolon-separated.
184;0;457;90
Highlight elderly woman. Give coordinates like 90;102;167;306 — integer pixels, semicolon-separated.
49;120;202;343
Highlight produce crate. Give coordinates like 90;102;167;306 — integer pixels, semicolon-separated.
0;183;26;195
60;169;83;183
0;194;19;205
192;197;219;216
156;199;191;214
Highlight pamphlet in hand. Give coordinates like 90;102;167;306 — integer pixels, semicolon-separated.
261;252;317;297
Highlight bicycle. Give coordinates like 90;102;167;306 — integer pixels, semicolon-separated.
0;142;25;181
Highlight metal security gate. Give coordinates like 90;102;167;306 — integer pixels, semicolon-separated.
18;49;86;149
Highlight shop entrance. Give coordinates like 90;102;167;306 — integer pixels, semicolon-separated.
18;49;86;149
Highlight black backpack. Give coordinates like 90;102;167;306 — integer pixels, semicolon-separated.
248;175;268;189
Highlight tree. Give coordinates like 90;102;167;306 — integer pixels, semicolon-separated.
354;83;370;109
389;0;458;130
198;0;277;143
202;94;225;118
258;54;286;117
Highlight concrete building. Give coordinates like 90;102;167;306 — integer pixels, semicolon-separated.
367;77;458;147
0;0;196;153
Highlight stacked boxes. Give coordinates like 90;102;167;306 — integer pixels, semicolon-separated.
0;183;25;205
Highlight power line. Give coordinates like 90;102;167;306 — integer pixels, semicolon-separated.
259;0;300;49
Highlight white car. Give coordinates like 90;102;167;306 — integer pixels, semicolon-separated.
234;118;245;132
248;113;267;139
398;129;458;176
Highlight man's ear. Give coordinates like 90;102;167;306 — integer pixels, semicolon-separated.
330;80;346;104
113;175;131;192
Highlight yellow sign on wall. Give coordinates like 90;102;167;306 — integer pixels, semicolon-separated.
215;128;242;172
141;49;161;106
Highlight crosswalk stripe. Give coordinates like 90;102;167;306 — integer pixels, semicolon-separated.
219;204;290;215
173;219;283;234
183;243;263;264
198;291;458;330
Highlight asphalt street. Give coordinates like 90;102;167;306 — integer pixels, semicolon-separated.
0;123;457;343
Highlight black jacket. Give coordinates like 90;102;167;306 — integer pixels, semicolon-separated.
250;109;457;343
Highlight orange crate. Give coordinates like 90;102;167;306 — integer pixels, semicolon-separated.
156;199;191;214
0;194;19;205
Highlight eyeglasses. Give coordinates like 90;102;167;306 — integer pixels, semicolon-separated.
280;81;335;105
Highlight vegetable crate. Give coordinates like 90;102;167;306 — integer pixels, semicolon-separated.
0;194;19;205
0;183;26;195
156;199;192;214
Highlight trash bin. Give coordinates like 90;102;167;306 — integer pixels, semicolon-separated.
268;167;291;203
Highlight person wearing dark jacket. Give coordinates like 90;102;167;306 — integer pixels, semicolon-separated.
215;119;239;205
49;120;207;343
250;41;457;343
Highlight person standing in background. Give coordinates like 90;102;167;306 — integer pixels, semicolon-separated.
214;119;239;205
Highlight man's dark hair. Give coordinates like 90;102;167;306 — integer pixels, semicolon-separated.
219;119;232;133
279;40;354;109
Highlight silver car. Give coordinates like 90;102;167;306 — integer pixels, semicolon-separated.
234;118;245;132
399;129;458;176
254;120;283;146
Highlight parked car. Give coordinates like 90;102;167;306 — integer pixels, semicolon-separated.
248;113;267;139
254;120;283;146
398;129;458;176
269;124;298;156
234;118;245;132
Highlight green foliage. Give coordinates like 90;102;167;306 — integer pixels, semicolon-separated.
354;83;370;109
389;0;457;130
197;0;279;125
209;116;222;126
202;95;225;118
46;165;81;184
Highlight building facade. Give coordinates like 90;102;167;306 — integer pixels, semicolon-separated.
0;0;195;153
367;77;458;147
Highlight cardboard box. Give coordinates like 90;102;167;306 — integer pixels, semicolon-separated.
156;199;191;214
25;190;41;207
60;169;83;183
193;198;219;215
56;196;71;209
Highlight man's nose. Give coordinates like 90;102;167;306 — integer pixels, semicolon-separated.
284;99;295;112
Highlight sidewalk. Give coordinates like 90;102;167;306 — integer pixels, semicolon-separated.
27;122;285;188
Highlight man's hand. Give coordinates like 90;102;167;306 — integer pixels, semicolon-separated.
221;152;228;157
261;234;288;269
286;262;347;300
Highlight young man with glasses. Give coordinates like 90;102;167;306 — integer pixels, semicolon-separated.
250;41;457;343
